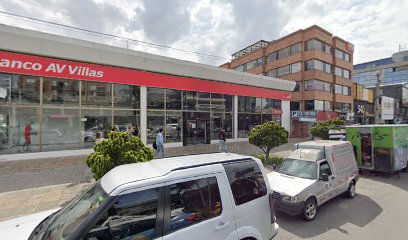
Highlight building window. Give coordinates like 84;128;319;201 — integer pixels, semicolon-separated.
266;52;277;64
324;101;332;111
305;80;331;92
277;65;290;76
305;59;331;73
335;48;351;62
278;47;290;59
247;57;263;70
266;69;277;77
305;39;331;54
291;62;302;73
294;81;302;92
234;64;246;72
335;67;351;79
147;87;165;109
291;43;301;54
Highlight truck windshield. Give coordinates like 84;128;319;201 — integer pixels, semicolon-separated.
40;181;108;240
276;158;317;180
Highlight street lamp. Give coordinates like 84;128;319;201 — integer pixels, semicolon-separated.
374;71;383;124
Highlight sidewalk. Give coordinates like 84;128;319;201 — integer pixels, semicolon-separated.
0;138;305;222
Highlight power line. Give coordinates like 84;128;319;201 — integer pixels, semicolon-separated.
0;10;230;61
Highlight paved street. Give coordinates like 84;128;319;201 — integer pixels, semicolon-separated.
276;171;408;240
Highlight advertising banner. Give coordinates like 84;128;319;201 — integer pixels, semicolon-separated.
380;96;394;120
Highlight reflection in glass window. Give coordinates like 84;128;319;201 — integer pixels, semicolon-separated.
43;78;80;107
238;96;251;112
82;109;113;148
166;89;181;110
0;107;40;154
266;52;277;64
86;188;159;240
197;92;210;111
305;100;315;110
0;74;41;104
169;177;222;232
211;112;233;140
166;111;182;143
182;91;197;111
114;84;140;109
223;160;267;205
147;111;164;144
82;81;112;107
114;110;140;134
147;87;165;109
42;108;80;152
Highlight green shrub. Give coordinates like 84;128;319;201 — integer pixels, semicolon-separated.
86;131;154;180
255;154;285;165
249;121;288;159
310;118;346;140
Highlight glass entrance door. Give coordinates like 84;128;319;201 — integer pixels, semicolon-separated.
183;112;210;146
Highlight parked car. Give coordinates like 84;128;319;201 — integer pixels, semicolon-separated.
268;140;359;221
0;153;278;240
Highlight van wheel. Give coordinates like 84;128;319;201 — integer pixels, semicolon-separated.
346;182;356;198
302;198;317;221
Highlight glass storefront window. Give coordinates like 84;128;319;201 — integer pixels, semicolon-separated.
238;96;251;112
81;108;113;148
42;108;80;152
0;74;41;105
82;81;112;107
251;97;262;113
197;92;210;111
147;111;164;144
147;88;165;109
114;110;140;134
273;99;282;109
114;84;140;109
182;91;197;111
166;89;181;110
43;78;80;107
165;111;182;143
210;112;233;140
0;107;40;154
238;114;251;138
183;111;210;145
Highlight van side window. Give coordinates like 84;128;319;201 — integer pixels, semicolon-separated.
223;160;267;205
320;161;332;176
168;177;222;233
83;188;160;240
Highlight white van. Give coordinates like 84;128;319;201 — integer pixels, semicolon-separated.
268;140;359;221
0;153;278;240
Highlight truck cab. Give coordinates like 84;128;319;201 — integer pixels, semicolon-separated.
268;140;359;221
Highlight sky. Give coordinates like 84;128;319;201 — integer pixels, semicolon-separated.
0;0;407;66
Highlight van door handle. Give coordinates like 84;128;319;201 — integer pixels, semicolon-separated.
215;221;230;231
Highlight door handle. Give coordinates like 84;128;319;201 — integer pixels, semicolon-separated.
215;221;230;231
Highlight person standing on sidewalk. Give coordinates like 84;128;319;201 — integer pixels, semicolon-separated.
155;128;166;158
218;128;228;153
23;122;32;152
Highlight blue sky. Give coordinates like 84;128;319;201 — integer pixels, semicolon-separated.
0;0;406;66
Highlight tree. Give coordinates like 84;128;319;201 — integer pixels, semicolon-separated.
310;118;346;140
86;131;154;180
249;121;289;159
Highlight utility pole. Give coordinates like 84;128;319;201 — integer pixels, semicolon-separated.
374;72;383;124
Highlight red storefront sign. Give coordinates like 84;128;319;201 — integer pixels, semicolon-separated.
316;111;339;121
0;51;292;100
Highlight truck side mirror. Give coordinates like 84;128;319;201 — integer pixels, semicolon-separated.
320;173;329;182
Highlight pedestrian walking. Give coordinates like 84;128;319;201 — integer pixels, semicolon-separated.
218;128;228;153
155;128;166;158
23;122;32;152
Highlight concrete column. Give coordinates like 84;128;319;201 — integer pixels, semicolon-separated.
140;86;147;144
282;100;291;133
234;95;238;139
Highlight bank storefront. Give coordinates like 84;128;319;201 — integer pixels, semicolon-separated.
0;50;291;154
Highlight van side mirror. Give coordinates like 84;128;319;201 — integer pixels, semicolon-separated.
320;173;329;182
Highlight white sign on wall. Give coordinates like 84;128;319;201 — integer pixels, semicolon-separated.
381;96;394;120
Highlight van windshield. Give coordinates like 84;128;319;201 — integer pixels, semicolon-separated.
276;158;317;180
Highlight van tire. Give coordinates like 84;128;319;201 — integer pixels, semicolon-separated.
302;198;317;221
346;182;356;198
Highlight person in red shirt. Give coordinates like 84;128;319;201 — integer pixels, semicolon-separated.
24;123;32;151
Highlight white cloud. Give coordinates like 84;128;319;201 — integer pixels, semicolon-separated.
0;0;406;65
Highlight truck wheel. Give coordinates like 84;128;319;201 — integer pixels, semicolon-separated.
302;198;317;221
346;182;356;198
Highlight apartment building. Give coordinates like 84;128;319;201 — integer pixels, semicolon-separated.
221;25;354;137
